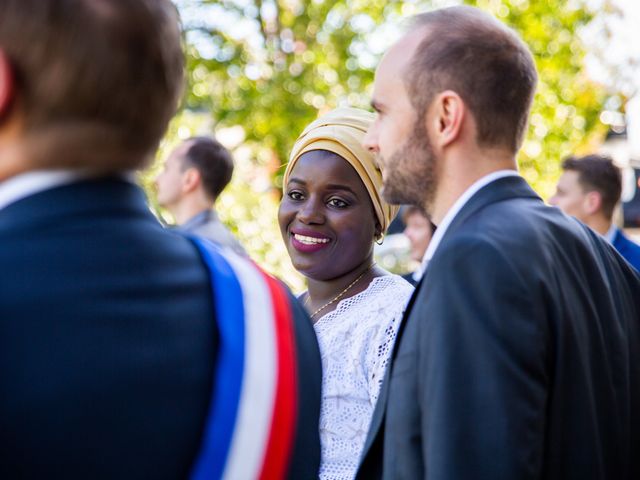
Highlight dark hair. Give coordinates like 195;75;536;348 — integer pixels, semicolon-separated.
182;137;235;201
405;6;537;152
0;0;184;171
561;155;622;219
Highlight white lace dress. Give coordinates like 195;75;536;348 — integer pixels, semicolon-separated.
313;274;414;480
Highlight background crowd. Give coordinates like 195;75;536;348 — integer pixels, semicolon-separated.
1;1;640;480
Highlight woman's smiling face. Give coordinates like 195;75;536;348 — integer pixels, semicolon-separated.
278;150;378;281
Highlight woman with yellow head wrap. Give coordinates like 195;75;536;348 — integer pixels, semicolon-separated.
283;107;399;235
278;107;414;480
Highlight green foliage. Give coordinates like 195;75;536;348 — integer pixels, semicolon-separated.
182;0;407;186
182;0;608;199
467;0;608;198
145;0;612;287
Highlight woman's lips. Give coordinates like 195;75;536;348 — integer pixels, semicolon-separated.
290;232;332;253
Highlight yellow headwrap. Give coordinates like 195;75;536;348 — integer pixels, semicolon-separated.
283;107;399;234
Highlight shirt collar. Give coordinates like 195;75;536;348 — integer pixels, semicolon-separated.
180;209;218;230
420;170;519;273
411;267;423;283
0;170;85;212
0;170;136;212
603;224;617;244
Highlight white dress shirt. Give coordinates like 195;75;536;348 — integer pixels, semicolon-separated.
603;224;617;244
0;170;136;212
0;170;85;212
420;170;520;276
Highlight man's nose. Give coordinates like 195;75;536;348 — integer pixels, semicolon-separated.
363;124;379;154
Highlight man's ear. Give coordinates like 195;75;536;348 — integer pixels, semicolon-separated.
584;190;602;216
181;167;201;193
429;90;465;149
0;49;15;120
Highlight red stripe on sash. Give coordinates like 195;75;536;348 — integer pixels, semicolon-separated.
258;272;298;480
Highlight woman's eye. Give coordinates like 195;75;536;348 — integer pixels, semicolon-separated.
288;190;304;201
328;198;348;208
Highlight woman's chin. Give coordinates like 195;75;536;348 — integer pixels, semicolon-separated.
294;264;336;283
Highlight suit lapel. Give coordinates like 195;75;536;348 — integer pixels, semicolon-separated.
359;176;540;464
443;175;540;241
417;176;540;291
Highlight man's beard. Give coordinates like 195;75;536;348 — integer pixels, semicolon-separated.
380;124;437;214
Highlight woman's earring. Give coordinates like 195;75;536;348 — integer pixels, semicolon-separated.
375;233;384;245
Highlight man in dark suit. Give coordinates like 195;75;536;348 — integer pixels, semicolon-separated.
550;154;640;272
0;1;320;479
360;6;640;480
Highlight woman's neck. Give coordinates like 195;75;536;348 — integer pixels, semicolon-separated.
305;258;383;322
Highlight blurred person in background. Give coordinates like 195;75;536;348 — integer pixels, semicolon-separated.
550;154;640;272
400;205;433;285
0;1;321;478
156;136;246;256
279;107;414;480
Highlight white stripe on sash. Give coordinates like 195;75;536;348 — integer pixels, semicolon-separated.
222;253;277;479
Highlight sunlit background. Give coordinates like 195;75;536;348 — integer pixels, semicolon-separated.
141;0;640;291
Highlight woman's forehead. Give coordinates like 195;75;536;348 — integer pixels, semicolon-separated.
291;150;360;183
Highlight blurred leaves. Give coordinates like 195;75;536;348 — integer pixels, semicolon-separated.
467;0;608;197
146;0;614;286
180;0;610;199
181;0;406;187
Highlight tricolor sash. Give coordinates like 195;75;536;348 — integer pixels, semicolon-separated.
188;237;298;480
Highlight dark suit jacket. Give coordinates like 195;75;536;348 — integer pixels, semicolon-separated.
613;227;640;272
0;178;321;479
401;272;419;286
357;176;640;480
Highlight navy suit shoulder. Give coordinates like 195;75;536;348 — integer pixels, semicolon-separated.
0;178;322;479
0;179;216;479
358;176;640;480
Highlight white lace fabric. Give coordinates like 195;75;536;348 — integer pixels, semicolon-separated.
313;274;414;480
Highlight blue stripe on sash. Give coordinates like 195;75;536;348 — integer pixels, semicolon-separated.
189;237;246;480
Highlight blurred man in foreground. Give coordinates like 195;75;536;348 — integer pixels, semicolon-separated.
0;1;321;478
156;136;246;255
550;154;640;271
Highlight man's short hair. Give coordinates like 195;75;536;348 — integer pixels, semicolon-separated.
181;137;234;201
0;0;184;171
406;6;538;152
561;154;622;219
